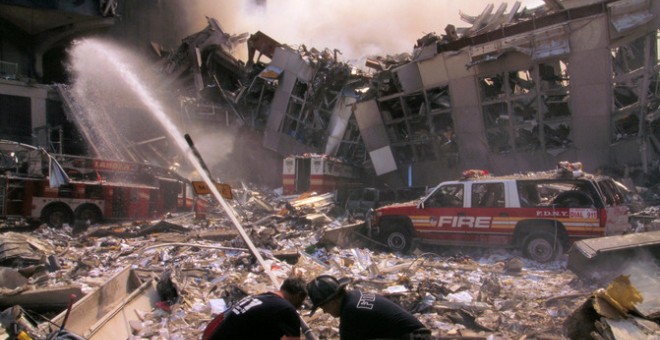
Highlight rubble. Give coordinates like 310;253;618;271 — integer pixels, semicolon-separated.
0;184;656;339
2;1;660;339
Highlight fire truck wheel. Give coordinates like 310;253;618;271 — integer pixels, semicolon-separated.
42;205;73;229
380;223;412;253
523;232;563;263
76;206;101;225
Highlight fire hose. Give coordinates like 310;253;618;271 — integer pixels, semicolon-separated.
185;134;318;340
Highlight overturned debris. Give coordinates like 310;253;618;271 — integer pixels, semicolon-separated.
565;272;660;339
567;230;660;282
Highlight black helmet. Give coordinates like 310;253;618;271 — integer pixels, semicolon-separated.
307;275;351;315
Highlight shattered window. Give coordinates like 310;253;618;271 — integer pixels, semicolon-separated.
282;116;303;141
403;92;426;116
613;82;640;109
483;102;509;128
611;32;660;142
408;116;430;141
378;84;454;166
291;78;308;99
427;85;451;111
515;125;540;151
481;61;572;153
509;69;534;96
544;122;571;149
432;113;453;134
512;97;537;124
380;97;404;121
540;61;571;121
613;112;639;139
483;102;511;153
335;115;366;164
480;73;506;101
387;121;410;143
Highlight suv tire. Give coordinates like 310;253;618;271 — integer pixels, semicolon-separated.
380;222;412;253
523;232;563;263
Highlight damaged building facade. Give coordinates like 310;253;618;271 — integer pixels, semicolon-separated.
1;0;660;190
353;0;660;187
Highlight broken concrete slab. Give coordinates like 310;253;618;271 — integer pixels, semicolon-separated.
0;232;55;266
47;266;158;339
567;230;660;282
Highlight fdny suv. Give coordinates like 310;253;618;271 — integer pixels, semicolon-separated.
367;163;631;262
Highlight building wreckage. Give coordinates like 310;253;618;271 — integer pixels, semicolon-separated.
46;0;660;191
1;0;660;339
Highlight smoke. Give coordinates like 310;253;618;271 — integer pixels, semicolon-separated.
67;38;263;182
179;0;544;62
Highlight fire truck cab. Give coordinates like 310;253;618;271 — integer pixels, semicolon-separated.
367;163;631;262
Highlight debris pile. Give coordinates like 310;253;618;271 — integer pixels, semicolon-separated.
1;184;657;339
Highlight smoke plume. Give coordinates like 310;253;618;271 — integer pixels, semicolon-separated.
179;0;544;62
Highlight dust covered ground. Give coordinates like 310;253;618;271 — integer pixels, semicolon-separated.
0;186;601;340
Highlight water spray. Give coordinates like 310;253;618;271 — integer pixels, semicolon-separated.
75;39;316;339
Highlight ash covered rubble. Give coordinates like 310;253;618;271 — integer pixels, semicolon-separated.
0;184;657;339
3;1;660;339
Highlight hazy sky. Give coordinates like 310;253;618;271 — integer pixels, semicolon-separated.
185;0;547;62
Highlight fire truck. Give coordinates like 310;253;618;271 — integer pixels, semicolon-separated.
0;140;201;228
282;154;362;197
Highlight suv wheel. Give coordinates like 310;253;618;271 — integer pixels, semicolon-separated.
380;223;411;253
523;232;563;263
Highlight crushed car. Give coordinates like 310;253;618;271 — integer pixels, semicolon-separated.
365;162;632;262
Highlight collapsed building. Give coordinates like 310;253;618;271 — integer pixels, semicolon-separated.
1;0;660;189
139;0;660;190
1;2;660;339
360;0;660;186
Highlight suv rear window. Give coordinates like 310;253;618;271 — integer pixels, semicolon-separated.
517;179;601;208
596;179;624;205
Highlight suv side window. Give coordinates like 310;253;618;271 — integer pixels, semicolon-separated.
426;184;464;208
472;183;505;207
517;182;541;207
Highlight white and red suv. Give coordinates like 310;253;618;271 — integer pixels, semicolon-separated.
366;163;631;262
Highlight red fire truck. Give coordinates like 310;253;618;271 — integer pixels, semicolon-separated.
0;140;202;228
282;154;361;196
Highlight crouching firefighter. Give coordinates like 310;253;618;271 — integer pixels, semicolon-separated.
202;276;309;340
307;275;432;340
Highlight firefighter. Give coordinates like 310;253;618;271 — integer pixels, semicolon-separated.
306;275;432;340
203;276;308;340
